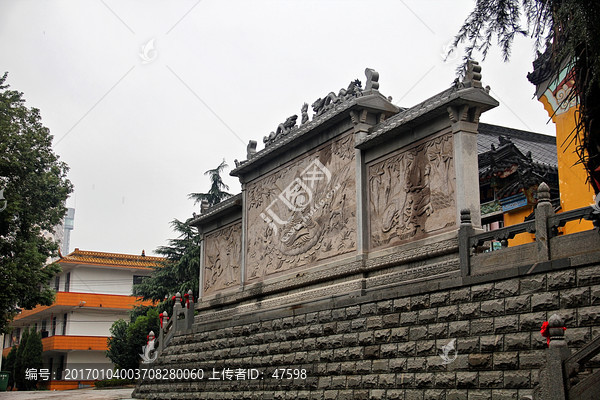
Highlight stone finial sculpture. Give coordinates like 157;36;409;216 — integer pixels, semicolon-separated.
301;103;309;124
247;140;257;159
263;115;298;146
365;68;379;91
200;199;210;214
463;60;482;88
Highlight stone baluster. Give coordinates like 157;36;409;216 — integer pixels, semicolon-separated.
535;182;554;262
173;292;182;332
458;209;475;276
536;314;570;400
158;311;168;352
187;290;195;330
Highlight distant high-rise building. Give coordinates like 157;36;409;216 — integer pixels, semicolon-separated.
62;208;75;255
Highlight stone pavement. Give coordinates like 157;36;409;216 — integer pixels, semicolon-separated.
0;387;134;399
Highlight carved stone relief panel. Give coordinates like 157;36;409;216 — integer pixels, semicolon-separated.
246;133;357;282
203;222;242;295
369;133;456;250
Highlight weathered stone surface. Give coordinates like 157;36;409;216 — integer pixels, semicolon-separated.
578;305;600;326
547;270;576;290
505;295;530;314
449;321;471;337
459;302;480;320
203;222;242;295
577;266;600;286
472;283;495;301
456;371;478;388
479;371;503;388
518;312;546;331
468;353;493;369
471;318;495;335
504;333;530;351
503;370;530;388
530;292;559;311
418;309;437;324
450;288;471;304
430;291;450;307
481;299;504;317
519;276;546;294
494;279;520;297
438;305;459;322
480;335;503;352
494;352;518;370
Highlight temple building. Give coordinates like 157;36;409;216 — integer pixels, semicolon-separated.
2;249;164;390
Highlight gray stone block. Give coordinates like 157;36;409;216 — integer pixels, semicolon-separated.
503;333;530;351
414;372;435;387
358;332;374;345
361;303;378;316
456;371;478;388
394;297;411;312
424;389;445;400
457;336;480;353
503;370;530;388
530;292;559;311
389;357;407;372
493;352;518;370
447;389;468;400
381;343;398;358
471;318;495;335
411;294;430;311
547;270;576;290
449;320;470;337
429;323;449;339
519;275;546;294
481;300;505;317
400;311;418;326
494;279;520;297
472;283;495;301
518;312;546;331
578;305;600;326
416;340;436;356
467;390;492;400
346;306;361;318
479;371;503;388
418;309;438;324
468;353;493;369
366;316;384;330
591;285;600;305
374;329;392;343
438;305;459;322
518;350;544;369
430;291;450;307
390;327;410;342
409;326;429;341
577;265;600;286
505;295;530;314
450;288;471;304
434;371;456;387
459;302;481;320
377;300;394;314
407;357;426;372
336;321;352;334
383;313;400;327
490;390;518;400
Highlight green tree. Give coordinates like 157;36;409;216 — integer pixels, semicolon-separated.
0;72;73;333
20;329;42;390
188;159;232;206
106;308;160;371
13;328;29;389
450;0;600;191
133;219;199;303
4;346;17;389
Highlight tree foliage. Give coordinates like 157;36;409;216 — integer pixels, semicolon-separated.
133;219;199;302
106;308;160;370
12;328;42;390
3;346;17;389
0;72;73;333
188;159;232;206
451;0;600;190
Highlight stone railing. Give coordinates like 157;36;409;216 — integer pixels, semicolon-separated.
459;182;599;277
535;314;600;400
154;290;195;356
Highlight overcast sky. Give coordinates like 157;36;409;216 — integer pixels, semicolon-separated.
1;0;555;256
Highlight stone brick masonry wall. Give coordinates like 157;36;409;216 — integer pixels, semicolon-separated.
133;263;600;400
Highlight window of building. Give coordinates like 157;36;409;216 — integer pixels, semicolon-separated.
52;317;57;336
15;328;21;345
62;313;67;335
41;320;48;338
54;276;60;291
133;275;147;285
64;272;70;292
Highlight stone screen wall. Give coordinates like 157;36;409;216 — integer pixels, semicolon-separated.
368;132;456;252
245;132;357;283
203;222;242;296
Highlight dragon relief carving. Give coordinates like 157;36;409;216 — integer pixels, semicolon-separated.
369;133;456;249
203;222;242;295
246;134;357;281
311;79;363;117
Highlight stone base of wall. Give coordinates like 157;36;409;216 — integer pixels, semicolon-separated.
133;257;600;400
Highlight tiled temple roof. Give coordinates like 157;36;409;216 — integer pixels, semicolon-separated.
59;248;165;270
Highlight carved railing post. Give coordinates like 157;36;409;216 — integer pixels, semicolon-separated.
535;182;554;262
186;290;194;330
158;311;168;352
536;314;570;400
458;209;474;276
173;292;182;332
